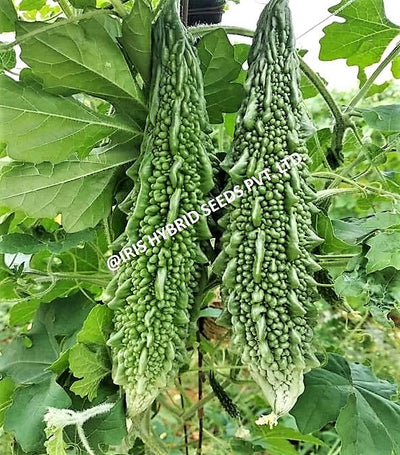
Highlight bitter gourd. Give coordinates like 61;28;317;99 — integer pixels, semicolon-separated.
104;0;214;417
217;0;323;424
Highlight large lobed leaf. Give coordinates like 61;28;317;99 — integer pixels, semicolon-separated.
0;75;139;163
0;144;136;232
357;105;400;132
0;296;95;452
292;354;400;455
69;305;113;401
0;0;16;32
4;377;71;453
120;0;153;86
17;17;147;125
197;29;244;124
319;0;400;70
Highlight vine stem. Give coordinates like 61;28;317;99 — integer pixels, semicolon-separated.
131;412;169;455
314;174;400;202
57;0;74;18
103;216;113;248
181;0;189;26
189;25;254;38
315;254;355;259
346;39;400;111
325;153;365;191
197;331;204;455
327;438;342;455
178;377;189;455
299;58;345;129
179;381;230;421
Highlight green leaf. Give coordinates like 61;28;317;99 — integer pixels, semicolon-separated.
292;354;400;455
0;295;93;383
0;378;14;426
230;438;264;454
69;344;110;401
0;314;60;384
9;280;85;326
392;56;400;78
319;0;400;69
332;211;400;244
316;213;357;254
365;231;400;273
197;29;244;123
0;230;95;254
198;307;222;319
336;366;400;455
68;305;112;401
45;425;68;455
9;300;41;326
292;354;351;433
77;305;113;345
336;393;391;455
255;425;323;446
0;49;16;72
4;377;71;452
0;269;20;302
17;18;147;126
357;105;400;132
19;0;46;11
300;74;318;100
233;43;249;85
121;0;153;85
335;269;366;299
83;399;127;447
0;146;135;232
306;128;331;172
52;294;95;337
0;0;17;32
368;267;400;325
335;251;400;325
357;68;390;98
0;75;139;163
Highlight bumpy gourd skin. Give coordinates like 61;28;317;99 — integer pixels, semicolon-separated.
219;0;322;423
104;0;214;417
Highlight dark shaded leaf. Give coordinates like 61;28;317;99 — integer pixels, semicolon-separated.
121;0;153;85
4;377;71;452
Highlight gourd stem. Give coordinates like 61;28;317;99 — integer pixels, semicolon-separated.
189;25;254;38
131;413;169;455
181;0;189;26
299;58;345;129
189;24;344;125
346;39;400;111
189;25;348;159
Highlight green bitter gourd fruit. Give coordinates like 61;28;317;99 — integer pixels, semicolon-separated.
104;0;214;417
218;0;323;426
